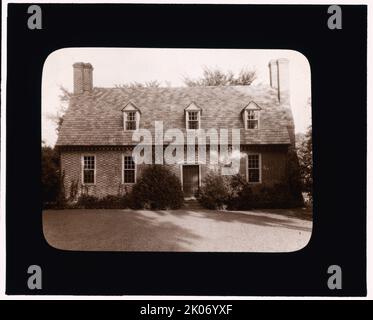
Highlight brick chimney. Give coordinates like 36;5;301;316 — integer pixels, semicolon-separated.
268;58;290;105
73;62;93;94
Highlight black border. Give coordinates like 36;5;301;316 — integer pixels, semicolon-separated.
6;4;367;296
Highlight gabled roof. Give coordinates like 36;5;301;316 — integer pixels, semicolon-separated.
121;101;141;113
242;101;262;112
184;102;202;113
56;85;294;146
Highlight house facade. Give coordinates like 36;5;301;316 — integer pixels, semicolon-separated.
56;59;296;199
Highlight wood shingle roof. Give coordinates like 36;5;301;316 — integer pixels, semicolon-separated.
56;85;293;146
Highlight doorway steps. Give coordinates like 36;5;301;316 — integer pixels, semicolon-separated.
183;198;203;210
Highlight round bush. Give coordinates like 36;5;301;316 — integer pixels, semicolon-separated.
131;165;184;210
197;172;232;210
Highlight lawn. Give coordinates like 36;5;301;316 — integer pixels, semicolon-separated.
43;208;312;252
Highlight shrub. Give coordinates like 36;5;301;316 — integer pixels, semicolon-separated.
131;165;183;209
227;182;255;210
54;170;67;208
69;179;80;202
74;194;129;209
230;182;302;210
297;126;313;203
286;150;304;207
75;194;100;209
197;172;232;209
256;184;295;208
42;145;60;206
98;195;129;209
198;172;303;210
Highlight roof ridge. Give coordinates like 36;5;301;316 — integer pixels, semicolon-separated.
93;84;271;90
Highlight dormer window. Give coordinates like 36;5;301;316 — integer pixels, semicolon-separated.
188;111;199;129
247;110;259;129
126;111;137;130
122;101;141;131
242;101;261;130
185;102;202;130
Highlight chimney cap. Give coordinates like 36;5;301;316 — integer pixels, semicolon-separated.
277;58;289;64
73;62;93;69
269;58;289;66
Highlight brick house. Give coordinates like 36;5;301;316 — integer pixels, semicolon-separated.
56;59;297;199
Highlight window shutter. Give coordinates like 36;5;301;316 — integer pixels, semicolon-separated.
200;163;207;183
123;112;127;130
243;110;247;129
135;111;140;130
239;153;247;180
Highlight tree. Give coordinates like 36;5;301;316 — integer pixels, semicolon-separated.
297;126;313;199
183;67;257;87
115;80;162;89
46;86;72;135
42;142;60;205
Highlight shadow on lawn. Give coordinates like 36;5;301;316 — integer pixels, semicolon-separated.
151;208;312;233
43;207;312;252
43;210;202;252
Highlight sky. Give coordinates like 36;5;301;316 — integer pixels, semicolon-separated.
42;48;312;146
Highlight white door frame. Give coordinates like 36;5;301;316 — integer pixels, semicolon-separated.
180;163;202;191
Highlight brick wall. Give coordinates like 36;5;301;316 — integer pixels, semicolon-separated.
60;146;289;199
61;150;145;199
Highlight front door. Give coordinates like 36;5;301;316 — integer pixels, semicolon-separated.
182;165;199;197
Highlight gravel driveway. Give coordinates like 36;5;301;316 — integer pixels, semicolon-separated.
43;208;312;252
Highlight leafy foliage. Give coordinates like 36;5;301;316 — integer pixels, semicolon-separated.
68;179;80;202
286;149;304;206
184;67;257;87
42;144;60;205
297;126;313;201
75;194;129;209
196;173;232;209
197;172;302;210
75;194;100;209
115;80;162;88
131;165;184;209
46;86;72;135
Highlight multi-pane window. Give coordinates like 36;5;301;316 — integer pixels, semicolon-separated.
83;156;95;184
248;154;260;183
247;110;259;129
123;156;136;184
187;111;199;129
126;111;137;130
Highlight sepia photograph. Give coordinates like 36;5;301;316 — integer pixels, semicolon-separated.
3;1;369;299
42;48;312;252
